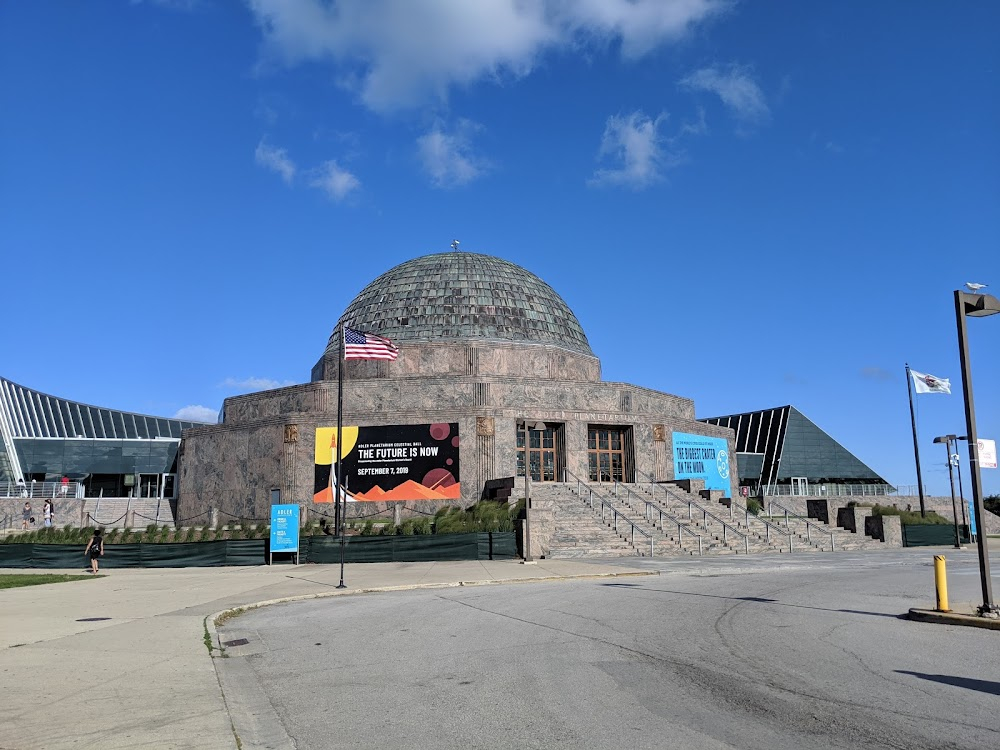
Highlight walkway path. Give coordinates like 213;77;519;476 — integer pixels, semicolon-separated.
0;560;653;750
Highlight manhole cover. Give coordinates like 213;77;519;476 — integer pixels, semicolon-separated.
76;617;111;622
223;638;249;647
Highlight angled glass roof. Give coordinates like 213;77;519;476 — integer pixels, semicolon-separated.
0;376;205;440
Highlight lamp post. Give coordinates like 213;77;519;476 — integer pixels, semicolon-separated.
954;436;969;539
933;435;961;549
954;289;1000;617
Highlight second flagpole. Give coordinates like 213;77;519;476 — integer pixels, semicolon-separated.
905;363;927;518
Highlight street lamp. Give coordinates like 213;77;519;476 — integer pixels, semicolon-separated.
954;289;1000;617
955;436;970;539
932;435;961;549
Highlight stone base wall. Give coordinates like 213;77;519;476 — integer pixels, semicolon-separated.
765;494;1000;535
176;377;736;527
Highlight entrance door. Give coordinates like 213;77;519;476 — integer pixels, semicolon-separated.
162;474;177;500
516;421;560;482
139;474;160;498
588;427;628;482
791;477;808;496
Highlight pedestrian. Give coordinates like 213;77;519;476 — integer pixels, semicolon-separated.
17;478;27;498
84;529;104;574
22;502;31;530
59;476;69;497
43;500;52;528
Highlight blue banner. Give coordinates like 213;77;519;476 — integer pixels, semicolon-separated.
968;498;977;536
672;432;732;498
270;504;300;554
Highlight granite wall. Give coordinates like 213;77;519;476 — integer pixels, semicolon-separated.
176;367;736;524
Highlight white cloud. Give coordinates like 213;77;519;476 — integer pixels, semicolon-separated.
589;111;676;190
221;376;296;391
417;121;490;188
255;140;297;183
309;160;361;201
679;63;769;123
247;0;729;112
173;405;218;423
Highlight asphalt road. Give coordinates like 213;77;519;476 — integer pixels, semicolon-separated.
217;550;1000;750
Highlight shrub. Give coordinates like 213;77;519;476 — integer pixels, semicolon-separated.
360;520;375;536
746;498;763;516
870;504;950;525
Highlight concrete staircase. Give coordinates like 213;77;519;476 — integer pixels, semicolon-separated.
84;497;177;529
534;484;648;558
533;480;893;559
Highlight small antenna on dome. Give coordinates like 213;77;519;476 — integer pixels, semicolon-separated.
450;239;460;252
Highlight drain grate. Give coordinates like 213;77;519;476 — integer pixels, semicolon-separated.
76;617;112;622
223;638;249;647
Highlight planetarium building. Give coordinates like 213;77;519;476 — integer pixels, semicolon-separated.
177;251;737;521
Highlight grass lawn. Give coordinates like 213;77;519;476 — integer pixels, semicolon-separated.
0;573;101;589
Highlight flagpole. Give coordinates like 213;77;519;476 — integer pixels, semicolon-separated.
336;324;347;589
905;363;927;517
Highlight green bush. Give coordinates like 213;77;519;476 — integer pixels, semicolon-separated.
746;498;762;516
870;504;951;525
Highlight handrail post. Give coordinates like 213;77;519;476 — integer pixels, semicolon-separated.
744;536;749;554
688;503;693;521
830;532;835;552
788;533;793;553
807;524;812;544
698;535;703;555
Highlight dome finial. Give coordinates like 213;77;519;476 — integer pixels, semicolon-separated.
450;239;460;252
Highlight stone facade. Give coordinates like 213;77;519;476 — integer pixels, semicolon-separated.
177;340;736;522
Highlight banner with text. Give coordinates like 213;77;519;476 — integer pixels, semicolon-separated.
269;504;300;554
314;423;460;502
978;438;997;469
672;432;732;498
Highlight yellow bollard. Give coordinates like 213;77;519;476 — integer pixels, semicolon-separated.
934;555;950;612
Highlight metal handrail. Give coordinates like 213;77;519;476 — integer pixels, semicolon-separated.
724;499;795;552
613;481;703;555
639;480;750;554
564;468;654;557
766;499;837;551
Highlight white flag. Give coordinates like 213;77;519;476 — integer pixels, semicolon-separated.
910;369;951;394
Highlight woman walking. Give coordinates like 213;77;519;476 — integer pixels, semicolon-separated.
43;500;52;528
84;529;104;574
21;502;31;530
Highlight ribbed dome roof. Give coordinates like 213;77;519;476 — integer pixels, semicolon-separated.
330;252;593;356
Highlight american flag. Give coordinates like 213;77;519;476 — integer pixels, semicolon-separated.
344;327;399;361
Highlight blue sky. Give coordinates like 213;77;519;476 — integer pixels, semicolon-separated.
2;1;998;497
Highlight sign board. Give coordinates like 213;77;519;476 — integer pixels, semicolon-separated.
978;438;997;469
968;498;978;537
672;432;732;498
313;423;460;502
269;504;300;562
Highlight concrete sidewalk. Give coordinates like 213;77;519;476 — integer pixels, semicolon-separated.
0;560;654;749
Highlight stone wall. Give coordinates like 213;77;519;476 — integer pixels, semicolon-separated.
177;372;736;525
764;494;1000;535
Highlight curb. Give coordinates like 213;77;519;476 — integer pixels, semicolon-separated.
204;568;658;655
907;608;1000;631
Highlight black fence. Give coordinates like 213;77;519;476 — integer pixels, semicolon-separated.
0;532;517;569
902;525;971;547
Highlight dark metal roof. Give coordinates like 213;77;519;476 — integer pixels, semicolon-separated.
328;252;593;356
700;405;888;487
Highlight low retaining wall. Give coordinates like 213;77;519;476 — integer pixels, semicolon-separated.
0;532;517;568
